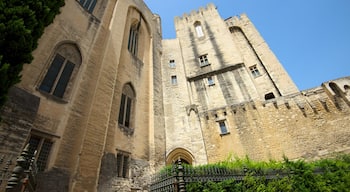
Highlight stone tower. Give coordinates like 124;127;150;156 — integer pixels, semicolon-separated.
161;3;349;164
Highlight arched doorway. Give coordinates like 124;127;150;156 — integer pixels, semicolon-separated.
166;148;195;165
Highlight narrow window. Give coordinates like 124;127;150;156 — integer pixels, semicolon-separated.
249;65;261;77
169;60;176;68
79;0;97;13
39;54;75;98
208;76;215;86
218;121;229;135
128;23;140;56
199;54;209;67
27;135;53;172
118;84;135;129
171;75;177;85
194;21;204;38
116;152;130;178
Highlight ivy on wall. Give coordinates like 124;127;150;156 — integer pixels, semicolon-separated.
0;0;65;109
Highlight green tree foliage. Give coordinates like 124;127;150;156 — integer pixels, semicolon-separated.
0;0;65;107
186;154;350;192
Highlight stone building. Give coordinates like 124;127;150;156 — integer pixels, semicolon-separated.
0;0;349;191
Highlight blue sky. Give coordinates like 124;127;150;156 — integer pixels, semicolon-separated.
144;0;350;90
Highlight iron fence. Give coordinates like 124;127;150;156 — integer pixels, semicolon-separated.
150;159;323;192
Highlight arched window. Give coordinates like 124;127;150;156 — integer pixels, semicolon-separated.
194;21;204;38
79;0;97;13
118;83;136;129
128;23;140;56
39;43;81;99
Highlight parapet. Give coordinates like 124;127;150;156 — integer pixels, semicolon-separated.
174;3;217;25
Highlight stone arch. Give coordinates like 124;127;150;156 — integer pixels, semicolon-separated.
166;148;195;165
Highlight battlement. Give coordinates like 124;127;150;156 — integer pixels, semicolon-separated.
174;3;217;25
225;14;253;30
197;77;350;121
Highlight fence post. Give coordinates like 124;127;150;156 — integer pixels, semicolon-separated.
5;144;30;192
177;158;186;192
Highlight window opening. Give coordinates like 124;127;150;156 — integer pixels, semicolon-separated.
264;92;275;100
116;152;130;178
249;65;261;77
171;75;177;85
39;54;75;98
118;84;135;129
128;17;141;56
169;60;176;68
199;54;209;67
219;121;229;135
27;135;53;172
208;76;215;86
194;21;204;37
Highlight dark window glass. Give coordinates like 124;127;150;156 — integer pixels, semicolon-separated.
116;153;123;177
79;0;96;13
125;97;132;127
128;25;139;55
39;54;65;93
118;94;126;125
122;156;129;178
219;121;228;134
53;61;75;98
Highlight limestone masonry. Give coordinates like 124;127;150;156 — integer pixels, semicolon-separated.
1;0;349;191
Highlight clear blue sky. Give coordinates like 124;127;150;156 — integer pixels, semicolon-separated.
144;0;350;90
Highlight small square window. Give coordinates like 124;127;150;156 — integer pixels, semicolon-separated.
199;54;209;67
249;65;261;77
169;60;176;68
208;76;215;86
171;75;177;85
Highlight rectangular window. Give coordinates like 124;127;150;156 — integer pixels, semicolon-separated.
27;135;53;172
171;75;177;85
208;76;215;86
116;152;130;178
249;65;261;77
219;121;229;135
169;60;176;68
199;54;209;67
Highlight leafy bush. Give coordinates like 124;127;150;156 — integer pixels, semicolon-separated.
186;154;350;191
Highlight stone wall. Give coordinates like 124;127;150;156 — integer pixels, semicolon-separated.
200;79;350;162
